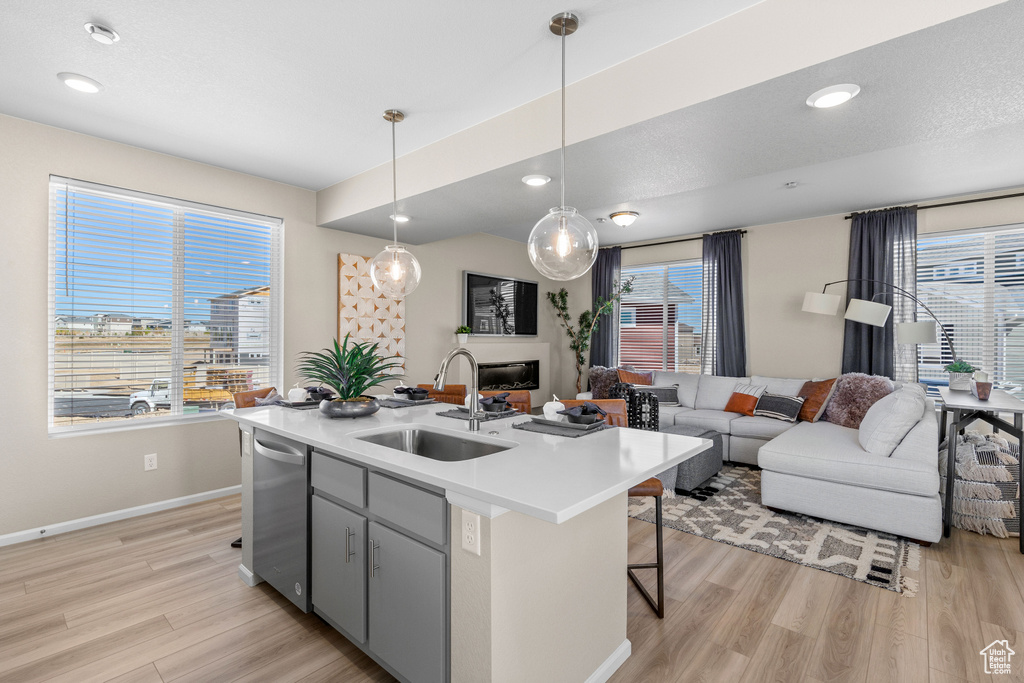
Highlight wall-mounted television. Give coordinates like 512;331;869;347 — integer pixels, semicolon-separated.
462;271;538;337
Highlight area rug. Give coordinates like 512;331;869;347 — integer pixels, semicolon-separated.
628;465;920;595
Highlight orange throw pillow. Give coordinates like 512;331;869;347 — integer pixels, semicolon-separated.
798;378;838;422
618;368;653;386
724;383;766;416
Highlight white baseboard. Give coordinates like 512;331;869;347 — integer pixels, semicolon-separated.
237;563;263;587
585;639;631;683
0;485;242;548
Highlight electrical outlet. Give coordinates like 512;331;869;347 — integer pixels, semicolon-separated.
144;453;157;471
461;509;481;556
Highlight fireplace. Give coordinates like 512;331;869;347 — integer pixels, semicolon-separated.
478;360;540;391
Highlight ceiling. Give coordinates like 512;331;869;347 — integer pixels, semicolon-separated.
0;0;761;190
337;0;1024;245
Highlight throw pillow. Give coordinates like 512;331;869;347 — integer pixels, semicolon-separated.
723;383;767;416
822;373;894;429
618;368;653;386
858;384;926;456
752;393;805;422
638;385;680;406
797;378;838;422
587;366;619;400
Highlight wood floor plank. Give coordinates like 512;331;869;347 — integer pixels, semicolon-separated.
738;623;816;683
929;669;970;683
772;565;840;637
297;654;397;682
661;535;732;602
805;574;880;683
926;559;989;683
675;639;750;683
965;539;1024;633
103;662;165;683
0;613;67;656
865;625;929;683
877;557;928;639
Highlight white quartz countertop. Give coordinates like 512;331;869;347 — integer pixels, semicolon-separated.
227;403;709;524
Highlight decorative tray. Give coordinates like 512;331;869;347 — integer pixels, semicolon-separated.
530;416;606;431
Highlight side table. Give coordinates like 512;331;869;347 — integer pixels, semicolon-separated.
939;387;1024;554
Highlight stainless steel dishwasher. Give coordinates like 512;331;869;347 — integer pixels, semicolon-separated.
253;428;311;612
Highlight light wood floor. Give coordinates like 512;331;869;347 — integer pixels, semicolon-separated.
0;495;1021;682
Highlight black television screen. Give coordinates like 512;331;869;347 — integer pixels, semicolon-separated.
463;271;538;336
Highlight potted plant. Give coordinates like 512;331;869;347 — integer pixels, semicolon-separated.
297;334;403;418
944;359;978;391
455;325;472;344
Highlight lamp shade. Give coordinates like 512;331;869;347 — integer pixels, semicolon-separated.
527;207;598;281
802;291;842;315
844;298;892;326
896;321;937;345
370;244;422;298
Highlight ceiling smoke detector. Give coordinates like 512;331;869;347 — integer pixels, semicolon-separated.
84;23;120;45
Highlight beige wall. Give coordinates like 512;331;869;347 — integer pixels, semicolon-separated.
620;185;1024;381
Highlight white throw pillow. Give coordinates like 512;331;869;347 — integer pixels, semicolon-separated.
858;384;926;456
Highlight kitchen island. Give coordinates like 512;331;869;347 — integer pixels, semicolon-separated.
229;402;709;683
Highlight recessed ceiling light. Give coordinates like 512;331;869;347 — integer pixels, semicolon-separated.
58;72;103;93
785;181;799;189
521;175;551;187
389;214;410;223
610;211;639;228
84;23;120;45
806;84;860;109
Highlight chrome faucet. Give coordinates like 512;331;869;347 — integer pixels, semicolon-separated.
434;347;480;431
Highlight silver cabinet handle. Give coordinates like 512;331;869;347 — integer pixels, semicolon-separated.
253;438;305;466
370;540;380;578
345;527;356;564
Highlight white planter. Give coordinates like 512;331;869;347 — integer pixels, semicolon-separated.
948;372;972;391
456;334;469;344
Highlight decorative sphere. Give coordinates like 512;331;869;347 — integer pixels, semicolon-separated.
527;207;598;281
370;244;422;298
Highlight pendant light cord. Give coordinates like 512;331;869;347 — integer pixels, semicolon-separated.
560;22;566;210
391;118;398;246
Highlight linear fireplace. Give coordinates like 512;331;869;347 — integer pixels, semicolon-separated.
478;360;540;392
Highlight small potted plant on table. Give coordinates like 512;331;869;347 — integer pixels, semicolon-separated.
944;359;978;391
298;334;403;418
455;325;472;344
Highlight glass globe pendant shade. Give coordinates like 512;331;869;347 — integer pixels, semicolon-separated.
527;207;598;281
370;244;422;298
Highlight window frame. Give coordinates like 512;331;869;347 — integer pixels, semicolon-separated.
47;176;284;436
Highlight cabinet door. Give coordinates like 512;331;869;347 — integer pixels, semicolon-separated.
312;495;366;643
368;521;446;683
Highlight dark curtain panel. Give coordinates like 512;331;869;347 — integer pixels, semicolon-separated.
701;230;746;377
590;246;621;368
842;206;918;379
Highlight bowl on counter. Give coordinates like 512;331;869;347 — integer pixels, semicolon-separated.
481;400;508;413
565;412;599;425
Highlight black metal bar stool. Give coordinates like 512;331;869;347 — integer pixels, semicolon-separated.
628;477;665;618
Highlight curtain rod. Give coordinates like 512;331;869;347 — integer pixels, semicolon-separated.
844;190;1024;220
618;229;747;251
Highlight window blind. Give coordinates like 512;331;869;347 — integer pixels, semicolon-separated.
48;177;282;432
916;224;1024;395
618;260;703;373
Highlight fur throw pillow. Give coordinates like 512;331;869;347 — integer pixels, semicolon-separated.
822;373;895;429
588;366;619;399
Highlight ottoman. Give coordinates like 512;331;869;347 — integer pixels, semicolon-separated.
657;425;723;496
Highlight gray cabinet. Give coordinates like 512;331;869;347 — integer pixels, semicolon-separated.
311;494;366;643
368;521;446;683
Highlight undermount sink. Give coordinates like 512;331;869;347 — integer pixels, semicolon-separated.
355;427;513;462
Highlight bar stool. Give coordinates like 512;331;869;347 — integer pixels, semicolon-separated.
559;399;665;618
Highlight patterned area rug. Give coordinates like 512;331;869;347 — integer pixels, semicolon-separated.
628;465;921;595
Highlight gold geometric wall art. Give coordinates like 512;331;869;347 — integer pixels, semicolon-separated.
337;253;406;370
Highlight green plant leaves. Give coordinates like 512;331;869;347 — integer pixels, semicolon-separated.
296;333;404;400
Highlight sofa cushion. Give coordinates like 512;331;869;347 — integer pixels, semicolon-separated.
653;371;700;408
758;421;939;497
797;378;838;422
891;399;938;464
673;409;742;434
731;415;797;440
858;384;926;456
694;375;746;411
658;405;692;431
751;375;807;396
823;373;894;429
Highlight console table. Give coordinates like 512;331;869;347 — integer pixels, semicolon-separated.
939;387;1023;554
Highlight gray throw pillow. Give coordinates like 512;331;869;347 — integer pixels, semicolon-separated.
752;393;805;422
637;385;679;406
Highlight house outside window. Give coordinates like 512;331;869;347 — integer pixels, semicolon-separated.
915;224;1024;395
48;176;283;433
618;260;702;373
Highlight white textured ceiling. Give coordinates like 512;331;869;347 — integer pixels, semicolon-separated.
336;0;1024;245
0;0;762;190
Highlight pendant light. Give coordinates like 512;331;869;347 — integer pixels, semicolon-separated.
370;109;422;298
527;12;598;281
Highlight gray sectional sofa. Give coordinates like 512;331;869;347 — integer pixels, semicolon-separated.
591;371;942;543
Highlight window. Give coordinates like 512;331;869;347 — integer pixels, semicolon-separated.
618;260;703;373
915;224;1024;394
49;177;282;433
